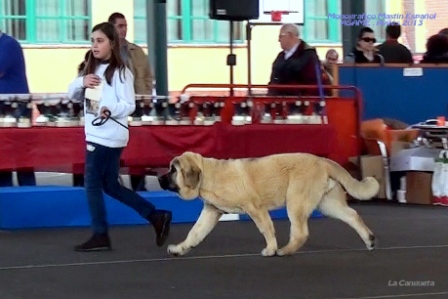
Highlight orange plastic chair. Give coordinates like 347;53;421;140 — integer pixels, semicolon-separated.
360;119;419;200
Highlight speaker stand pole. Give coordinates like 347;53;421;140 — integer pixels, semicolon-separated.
227;20;236;97
246;22;253;96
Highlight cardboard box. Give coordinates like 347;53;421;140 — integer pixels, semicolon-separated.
350;155;386;199
390;141;411;156
390;147;441;172
405;171;433;205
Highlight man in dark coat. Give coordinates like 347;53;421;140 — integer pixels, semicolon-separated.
268;23;321;96
376;23;413;64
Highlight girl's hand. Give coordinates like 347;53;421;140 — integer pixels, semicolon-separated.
100;106;110;118
83;74;101;88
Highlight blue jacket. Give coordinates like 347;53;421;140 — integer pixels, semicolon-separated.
0;32;30;94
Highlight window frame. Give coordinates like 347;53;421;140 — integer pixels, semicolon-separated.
134;0;245;45
300;0;386;44
365;0;387;43
0;0;91;44
301;0;340;44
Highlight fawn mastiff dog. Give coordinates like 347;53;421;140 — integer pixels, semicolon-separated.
158;151;379;257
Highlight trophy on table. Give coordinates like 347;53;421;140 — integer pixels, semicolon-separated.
193;101;205;125
248;98;265;124
269;101;286;124
152;98;167;125
35;95;60;126
165;95;194;125
177;100;194;125
49;97;62;126
65;93;84;126
259;100;273;124
286;100;309;124
0;97;18;127
310;100;327;124
166;100;180;125
129;96;144;126
14;95;33;128
140;95;154;125
260;103;273;123
194;102;210;126
195;102;216;126
72;101;83;126
232;100;252;125
212;101;225;123
202;102;216;126
56;97;80;127
35;95;50;126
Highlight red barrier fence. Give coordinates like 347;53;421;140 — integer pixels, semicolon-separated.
180;84;363;166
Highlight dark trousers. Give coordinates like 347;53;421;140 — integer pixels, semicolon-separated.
0;169;36;186
85;142;155;234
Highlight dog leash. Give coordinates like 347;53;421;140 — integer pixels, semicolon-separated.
91;110;183;161
91;110;129;130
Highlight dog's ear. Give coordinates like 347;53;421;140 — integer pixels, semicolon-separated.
183;164;201;189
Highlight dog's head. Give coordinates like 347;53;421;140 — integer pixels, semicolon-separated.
158;151;203;200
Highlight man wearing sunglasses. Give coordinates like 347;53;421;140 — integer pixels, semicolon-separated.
345;27;383;64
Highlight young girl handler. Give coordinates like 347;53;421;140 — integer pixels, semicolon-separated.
68;22;171;252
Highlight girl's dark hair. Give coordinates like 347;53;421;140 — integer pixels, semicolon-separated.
77;50;92;74
77;61;86;74
84;22;125;85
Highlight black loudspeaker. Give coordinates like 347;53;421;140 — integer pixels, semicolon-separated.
209;0;259;21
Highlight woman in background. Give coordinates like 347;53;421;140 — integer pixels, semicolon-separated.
345;27;383;64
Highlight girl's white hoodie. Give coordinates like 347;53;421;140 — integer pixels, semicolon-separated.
68;64;135;148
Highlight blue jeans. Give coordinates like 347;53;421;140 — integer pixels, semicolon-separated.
85;142;155;234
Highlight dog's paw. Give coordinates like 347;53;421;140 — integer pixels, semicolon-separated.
167;244;184;256
275;249;286;256
366;234;376;251
261;248;277;257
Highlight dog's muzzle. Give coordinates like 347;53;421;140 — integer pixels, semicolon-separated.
158;172;179;193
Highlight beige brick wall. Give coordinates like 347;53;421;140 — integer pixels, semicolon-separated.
403;0;416;52
424;1;448;37
401;0;448;54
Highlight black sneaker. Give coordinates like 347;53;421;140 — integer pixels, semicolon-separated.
149;210;172;247
74;233;111;252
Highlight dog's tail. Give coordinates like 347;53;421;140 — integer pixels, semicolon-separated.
323;158;379;200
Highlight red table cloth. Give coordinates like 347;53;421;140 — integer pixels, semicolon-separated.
0;123;338;172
